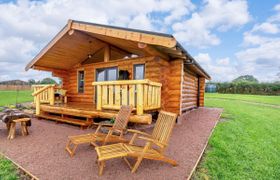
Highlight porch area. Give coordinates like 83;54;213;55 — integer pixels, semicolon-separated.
0;108;222;179
32;79;162;127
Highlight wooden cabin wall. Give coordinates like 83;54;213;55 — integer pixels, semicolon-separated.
164;60;183;114
52;57;204;115
59;56;177;107
181;68;199;112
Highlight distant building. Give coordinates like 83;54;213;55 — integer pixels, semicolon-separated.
206;84;217;93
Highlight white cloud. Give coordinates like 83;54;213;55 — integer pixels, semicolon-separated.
251;22;279;34
217;57;230;66
194;53;237;81
0;0;195;81
237;3;280;82
194;53;212;64
173;0;250;47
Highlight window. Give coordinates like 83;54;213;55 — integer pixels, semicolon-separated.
78;70;85;93
134;64;145;80
95;67;118;103
96;67;118;82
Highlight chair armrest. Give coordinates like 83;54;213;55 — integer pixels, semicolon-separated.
93;122;113;134
127;129;151;137
137;136;167;148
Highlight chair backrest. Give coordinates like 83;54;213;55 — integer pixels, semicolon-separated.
113;105;133;130
151;111;177;146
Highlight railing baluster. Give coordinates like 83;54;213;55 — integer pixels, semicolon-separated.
136;84;144;115
129;85;135;108
102;85;108;105
115;85;121;107
108;85;114;106
122;85;128;105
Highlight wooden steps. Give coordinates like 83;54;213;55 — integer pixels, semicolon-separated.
37;114;92;128
37;103;153;127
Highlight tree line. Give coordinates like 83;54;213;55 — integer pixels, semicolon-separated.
207;75;280;95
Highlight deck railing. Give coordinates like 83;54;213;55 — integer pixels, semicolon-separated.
32;84;56;115
32;85;67;115
92;79;162;115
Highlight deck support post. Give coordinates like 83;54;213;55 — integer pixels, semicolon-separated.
136;84;144;115
97;85;102;110
50;86;55;105
36;96;40;115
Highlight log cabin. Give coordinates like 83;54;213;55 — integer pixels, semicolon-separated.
26;19;210;128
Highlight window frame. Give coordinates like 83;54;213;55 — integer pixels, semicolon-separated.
95;66;118;82
77;70;85;94
133;64;145;80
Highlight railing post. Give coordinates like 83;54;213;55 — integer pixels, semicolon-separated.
50;86;55;105
136;84;144;115
97;85;102;110
36;96;40;115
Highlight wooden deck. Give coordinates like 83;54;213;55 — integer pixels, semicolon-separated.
38;102;152;128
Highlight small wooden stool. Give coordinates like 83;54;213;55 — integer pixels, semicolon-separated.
7;118;30;140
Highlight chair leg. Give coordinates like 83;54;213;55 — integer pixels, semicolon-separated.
131;157;144;173
98;161;105;176
159;156;178;166
123;157;133;170
65;140;78;157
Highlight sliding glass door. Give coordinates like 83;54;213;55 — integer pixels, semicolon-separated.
95;67;118;104
96;67;118;82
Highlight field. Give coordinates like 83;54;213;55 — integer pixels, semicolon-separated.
0;90;32;107
206;93;280;106
194;93;280;179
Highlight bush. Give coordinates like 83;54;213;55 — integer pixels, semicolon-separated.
216;82;280;95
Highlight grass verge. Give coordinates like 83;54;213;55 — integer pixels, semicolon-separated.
194;93;280;179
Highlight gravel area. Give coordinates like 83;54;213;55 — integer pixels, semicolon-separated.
0;107;222;180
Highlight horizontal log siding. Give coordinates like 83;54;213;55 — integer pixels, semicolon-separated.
181;68;199;112
165;60;183;114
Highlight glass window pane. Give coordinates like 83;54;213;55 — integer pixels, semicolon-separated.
134;64;145;80
96;70;105;81
78;71;84;93
107;68;117;81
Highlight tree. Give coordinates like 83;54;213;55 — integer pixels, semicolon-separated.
39;78;57;84
28;79;36;85
232;75;258;83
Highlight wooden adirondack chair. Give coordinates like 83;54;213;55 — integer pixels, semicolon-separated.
95;111;178;175
65;105;132;157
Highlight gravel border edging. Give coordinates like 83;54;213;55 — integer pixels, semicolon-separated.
187;108;223;180
0;151;39;180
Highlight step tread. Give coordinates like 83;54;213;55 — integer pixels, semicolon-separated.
37;114;92;126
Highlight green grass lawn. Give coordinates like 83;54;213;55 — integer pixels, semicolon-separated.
206;93;280;106
0;90;32;106
0;91;32;179
194;93;280;179
0;156;18;180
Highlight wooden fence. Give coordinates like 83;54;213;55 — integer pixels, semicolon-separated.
0;85;31;91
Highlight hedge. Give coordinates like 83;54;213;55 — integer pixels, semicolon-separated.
216;82;280;95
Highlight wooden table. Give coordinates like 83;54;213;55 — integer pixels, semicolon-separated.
7;118;30;140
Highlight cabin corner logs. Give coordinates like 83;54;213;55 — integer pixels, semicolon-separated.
51;56;206;116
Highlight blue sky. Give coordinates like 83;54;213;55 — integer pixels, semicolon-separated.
0;0;279;82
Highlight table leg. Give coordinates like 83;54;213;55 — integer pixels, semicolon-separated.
7;122;16;140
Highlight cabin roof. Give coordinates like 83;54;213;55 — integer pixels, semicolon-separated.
25;19;210;79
